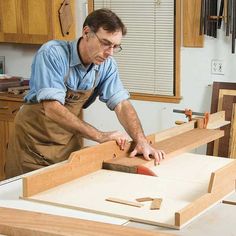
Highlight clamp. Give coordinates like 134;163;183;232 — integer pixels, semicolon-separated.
173;109;210;128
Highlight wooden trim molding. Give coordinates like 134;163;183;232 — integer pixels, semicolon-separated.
87;0;94;14
130;93;182;103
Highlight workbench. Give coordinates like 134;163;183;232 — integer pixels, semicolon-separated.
1;153;236;236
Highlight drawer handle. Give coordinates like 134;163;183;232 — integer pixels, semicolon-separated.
0;106;9;110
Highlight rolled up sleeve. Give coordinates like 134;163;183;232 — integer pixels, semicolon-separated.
37;88;66;104
98;58;130;110
106;89;130;110
25;41;68;104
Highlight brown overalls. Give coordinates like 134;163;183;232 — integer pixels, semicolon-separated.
5;54;98;178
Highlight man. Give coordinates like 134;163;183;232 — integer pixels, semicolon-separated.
5;8;165;178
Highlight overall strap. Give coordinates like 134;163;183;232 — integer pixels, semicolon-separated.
64;41;71;83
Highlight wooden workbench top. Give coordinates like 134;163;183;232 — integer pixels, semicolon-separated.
0;92;24;102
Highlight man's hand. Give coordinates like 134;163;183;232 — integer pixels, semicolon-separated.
99;131;130;150
130;140;165;165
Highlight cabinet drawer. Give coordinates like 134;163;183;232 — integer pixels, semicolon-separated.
0;100;23;120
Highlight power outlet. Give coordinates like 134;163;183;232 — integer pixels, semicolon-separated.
211;59;224;75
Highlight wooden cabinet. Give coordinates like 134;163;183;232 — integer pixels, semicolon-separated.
0;0;75;44
0;94;23;180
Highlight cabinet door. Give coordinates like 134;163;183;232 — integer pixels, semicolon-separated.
0;99;23;180
0;120;14;180
19;0;53;43
0;0;52;44
0;0;18;42
0;0;75;44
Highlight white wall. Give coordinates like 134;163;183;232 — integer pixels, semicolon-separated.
0;1;235;152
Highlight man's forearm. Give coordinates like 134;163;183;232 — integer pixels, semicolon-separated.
43;100;103;142
115;100;147;143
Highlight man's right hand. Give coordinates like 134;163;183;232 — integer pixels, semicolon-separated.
99;131;130;150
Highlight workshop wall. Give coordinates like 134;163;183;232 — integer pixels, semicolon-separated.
0;0;235;154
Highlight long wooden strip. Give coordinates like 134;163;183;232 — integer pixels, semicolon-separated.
0;207;175;236
154;120;195;142
103;129;224;172
152;129;224;159
206;110;230;129
106;197;144;208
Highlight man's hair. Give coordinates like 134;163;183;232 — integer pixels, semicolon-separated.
83;8;127;35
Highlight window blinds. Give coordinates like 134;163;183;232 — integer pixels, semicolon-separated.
94;0;175;96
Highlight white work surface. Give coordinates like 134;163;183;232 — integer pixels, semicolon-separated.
1;156;236;236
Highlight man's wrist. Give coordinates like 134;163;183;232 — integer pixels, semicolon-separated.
133;134;148;144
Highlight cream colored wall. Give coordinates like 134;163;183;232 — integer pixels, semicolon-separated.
0;0;235;153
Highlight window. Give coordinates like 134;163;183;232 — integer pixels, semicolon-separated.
88;0;181;103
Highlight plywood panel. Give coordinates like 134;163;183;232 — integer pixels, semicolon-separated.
24;153;233;229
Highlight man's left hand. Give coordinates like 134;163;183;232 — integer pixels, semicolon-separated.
129;140;165;165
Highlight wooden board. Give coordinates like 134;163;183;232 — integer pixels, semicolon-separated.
0;207;176;236
22;153;236;229
183;0;204;47
213;91;236;157
229;104;236;158
209;82;236;114
217;95;236;157
103;128;224;172
206;110;230;129
207;82;236;155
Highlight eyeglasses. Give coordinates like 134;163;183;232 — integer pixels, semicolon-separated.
93;32;122;53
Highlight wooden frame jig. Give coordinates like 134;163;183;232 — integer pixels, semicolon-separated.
21;112;236;229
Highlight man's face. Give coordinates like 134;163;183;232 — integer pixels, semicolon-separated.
83;27;123;65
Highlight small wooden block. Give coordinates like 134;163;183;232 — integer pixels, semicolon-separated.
150;198;162;210
136;197;154;202
106;197;144;208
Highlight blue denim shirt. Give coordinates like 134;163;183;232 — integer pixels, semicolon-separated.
25;39;130;110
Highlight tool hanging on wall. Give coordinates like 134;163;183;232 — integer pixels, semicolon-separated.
58;0;73;36
200;0;236;53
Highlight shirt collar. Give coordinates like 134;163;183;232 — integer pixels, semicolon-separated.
69;39;99;71
69;39;81;67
